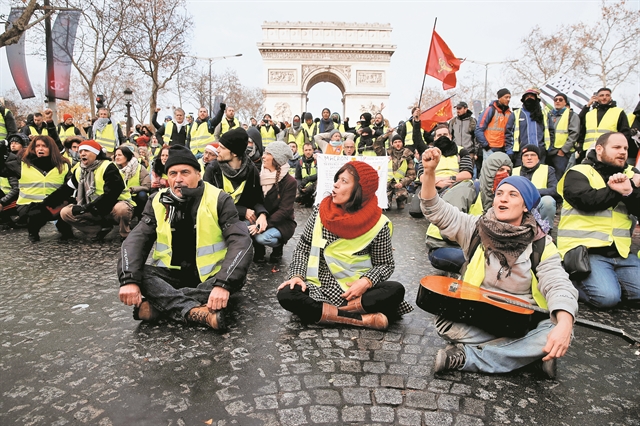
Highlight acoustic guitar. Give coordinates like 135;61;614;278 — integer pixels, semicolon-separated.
417;276;640;344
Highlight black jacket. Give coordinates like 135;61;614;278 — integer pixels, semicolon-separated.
203;159;267;221
516;162;559;200
0;151;20;206
22;119;63;151
185;108;224;148
577;103;632;155
117;181;252;292
0;105;18;135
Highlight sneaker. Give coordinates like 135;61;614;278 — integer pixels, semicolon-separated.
28;232;40;243
186;305;226;330
269;245;283;263
434;345;466;373
133;300;161;322
91;227;112;242
532;358;557;379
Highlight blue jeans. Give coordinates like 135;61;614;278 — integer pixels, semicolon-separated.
428;247;466;274
537;195;556;230
436;317;556;373
574;254;640;309
547;153;569;177
253;227;282;247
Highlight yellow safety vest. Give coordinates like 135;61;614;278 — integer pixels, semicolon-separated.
221;118;240;136
95;123;118;152
29;126;48;137
189;121;215;154
426;190;483;241
550;109;571;149
58;125;76;143
584;107;623;151
435;147;462;178
222;174;246;204
0;176;12;194
513;109;550;152
198;158;206;172
627;113;637;128
462;242;555;309
74;161;133;205
557;164;634;258
17;162;69;205
404;120;414;145
388;158;407;182
300;159;317;188
302;122;317;140
260;126;277;146
307;214;391;291
121;163;142;189
0;111;7;139
287;129;306;154
513;164;549;189
151;183;227;282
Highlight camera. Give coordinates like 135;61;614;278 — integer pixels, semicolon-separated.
96;95;106;110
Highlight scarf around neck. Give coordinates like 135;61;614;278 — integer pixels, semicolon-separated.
260;164;290;196
120;156;140;182
219;155;250;188
477;208;537;280
93;118;110;134
77;159;104;205
318;195;382;239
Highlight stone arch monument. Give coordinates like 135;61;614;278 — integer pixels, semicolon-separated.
257;22;396;122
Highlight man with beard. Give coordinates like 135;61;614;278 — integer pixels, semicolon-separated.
318;108;334;134
546;93;580;176
372;113;389;140
22;110;63;151
386;134;416;209
475;89;514;159
284;115;309;154
57;113;82;144
258;114;280;146
203;127;266;226
557;132;640;309
188;106;224;157
578;88;632;164
301;113;317;141
156;107;189;146
432;124;473;192
449;102;479;174
295;142;317;207
90;108;125;155
117;145;253;330
512;88;549;165
214;106;241;140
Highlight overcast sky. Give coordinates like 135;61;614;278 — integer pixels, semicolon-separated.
1;0;638;123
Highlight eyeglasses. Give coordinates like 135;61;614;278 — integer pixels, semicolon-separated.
553;98;564;102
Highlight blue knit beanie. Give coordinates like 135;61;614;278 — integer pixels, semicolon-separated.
497;175;540;211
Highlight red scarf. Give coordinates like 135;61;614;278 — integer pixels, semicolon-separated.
318;195;382;239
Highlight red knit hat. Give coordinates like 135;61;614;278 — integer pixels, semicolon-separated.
63;113;73;121
78;140;103;155
350;161;379;202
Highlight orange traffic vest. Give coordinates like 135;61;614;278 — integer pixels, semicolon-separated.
485;107;511;149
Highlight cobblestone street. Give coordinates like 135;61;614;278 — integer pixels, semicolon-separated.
1;204;639;425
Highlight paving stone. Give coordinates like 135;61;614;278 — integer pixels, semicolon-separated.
290;363;313;374
359;374;379;387
321;329;339;338
405;391;437;410
397;408;423;426
381;341;402;351
329;374;356;387
428;379;453;393
333;339;354;349
461;398;486;417
387;364;409;375
403;344;422;354
438;394;460;411
400;354;418;364
357;339;382;350
303;374;328;389
380;375;404;388
315;338;332;348
373;350;399;363
450;383;473;396
348;350;371;360
341;406;366;423
341;329;359;339
309;405;338;423
424;411;453;426
316;360;335;372
384;332;402;342
279;376;302;392
454;414;484;426
254;395;278;410
339;360;361;372
406;376;428;390
370;406;395;423
360;330;385;340
343;387;371;405
312;389;341;405
278;407;308;425
322;348;345;359
402;334;422;344
363;361;387;374
374;388;403;405
279;391;311;407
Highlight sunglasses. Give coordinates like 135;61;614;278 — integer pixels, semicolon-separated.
456;106;465;110
553;98;564;102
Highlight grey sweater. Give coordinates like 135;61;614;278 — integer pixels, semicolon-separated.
421;195;578;322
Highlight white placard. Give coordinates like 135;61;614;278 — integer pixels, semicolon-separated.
314;154;389;209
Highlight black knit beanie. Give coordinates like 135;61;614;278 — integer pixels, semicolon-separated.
165;145;201;172
497;88;511;99
520;144;540;159
219;127;249;157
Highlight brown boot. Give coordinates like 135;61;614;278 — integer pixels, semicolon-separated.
318;303;388;330
134;300;161;321
186;305;226;330
338;297;366;314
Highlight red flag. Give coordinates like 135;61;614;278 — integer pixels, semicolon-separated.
419;98;454;132
425;30;462;90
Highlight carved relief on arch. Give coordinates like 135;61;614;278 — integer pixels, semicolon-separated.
268;69;297;84
301;65;351;89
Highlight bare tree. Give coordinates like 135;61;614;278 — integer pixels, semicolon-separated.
236;87;265;124
575;0;640;91
118;0;193;122
0;0;51;48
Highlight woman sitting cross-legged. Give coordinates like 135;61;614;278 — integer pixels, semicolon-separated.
277;161;413;330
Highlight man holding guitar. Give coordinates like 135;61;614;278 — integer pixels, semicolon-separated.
419;147;578;378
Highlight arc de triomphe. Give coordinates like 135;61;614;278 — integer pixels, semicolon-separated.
257;21;396;122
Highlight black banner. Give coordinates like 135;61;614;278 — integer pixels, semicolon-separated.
5;8;35;99
48;10;81;100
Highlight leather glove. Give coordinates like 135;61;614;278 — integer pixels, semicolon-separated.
220;103;226;112
71;204;86;216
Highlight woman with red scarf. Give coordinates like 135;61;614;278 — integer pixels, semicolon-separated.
277;161;412;330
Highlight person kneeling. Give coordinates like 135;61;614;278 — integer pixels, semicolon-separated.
420;147;578;378
277;161;413;330
117;145;253;330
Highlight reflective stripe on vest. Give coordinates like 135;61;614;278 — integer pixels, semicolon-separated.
190;121;215;154
0;176;11;194
388;159;407;181
260;126;277;146
307;214;391;291
301;160;317;187
162;122;174;145
151;183;227;281
513;164;549;189
74;161;132;204
29;126;48;137
287;129;306;154
461;242;554;309
221;118;240;136
435;146;462;178
557;164;633;258
404;121;413;145
0;113;6;139
513;109;550;152
551;109;571;149
120;163;142;206
222;174;246;204
95;124;118;152
58;125;76;143
485;108;511;148
584;107;623;151
17;162;68;205
302;122;317;139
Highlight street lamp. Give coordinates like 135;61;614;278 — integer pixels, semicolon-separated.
123;87;133;137
190;53;243;114
466;60;518;109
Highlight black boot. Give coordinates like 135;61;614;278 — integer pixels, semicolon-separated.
56;219;74;240
270;245;283;263
253;242;266;264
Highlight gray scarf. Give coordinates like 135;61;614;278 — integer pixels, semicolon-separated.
219;155;250;188
77;159;104;205
93;118;110;134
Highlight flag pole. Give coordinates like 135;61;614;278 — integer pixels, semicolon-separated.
418;17;438;112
